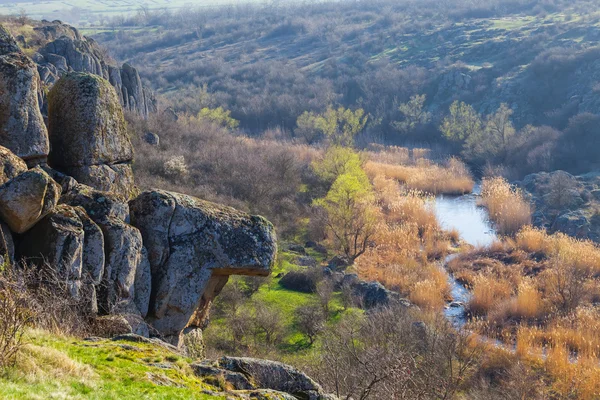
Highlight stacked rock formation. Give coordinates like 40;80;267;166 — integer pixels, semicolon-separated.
0;26;277;345
31;20;156;117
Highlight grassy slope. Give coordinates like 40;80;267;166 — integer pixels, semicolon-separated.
205;248;362;361
0;249;354;399
0;331;222;400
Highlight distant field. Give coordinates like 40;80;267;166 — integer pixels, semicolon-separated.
0;0;270;24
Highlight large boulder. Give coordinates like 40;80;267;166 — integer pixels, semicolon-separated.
48;72;135;198
0;52;49;164
19;205;85;295
193;357;335;400
0;167;61;233
129;190;277;342
0;146;27;185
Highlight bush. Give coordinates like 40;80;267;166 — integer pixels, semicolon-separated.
0;273;33;369
279;269;321;293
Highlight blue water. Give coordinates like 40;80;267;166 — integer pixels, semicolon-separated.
432;184;497;248
431;185;497;325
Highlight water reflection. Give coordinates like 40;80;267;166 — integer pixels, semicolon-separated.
432;184;497;247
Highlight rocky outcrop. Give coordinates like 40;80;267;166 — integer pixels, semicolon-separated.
48;72;135;199
0;24;277;355
130;190;277;343
0;25;20;55
193;357;337;400
19;205;86;296
0;51;49;164
31;21;156;117
516;170;600;242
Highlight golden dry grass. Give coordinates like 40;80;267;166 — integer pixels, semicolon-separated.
356;162;454;309
480;177;532;235
365;157;474;195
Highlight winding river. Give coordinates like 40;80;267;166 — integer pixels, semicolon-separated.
431;184;497;326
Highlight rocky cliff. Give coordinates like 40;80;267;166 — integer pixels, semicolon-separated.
17;20;156;117
0;24;276;348
516;170;600;243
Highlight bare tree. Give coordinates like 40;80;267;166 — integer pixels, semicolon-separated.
312;307;482;399
294;302;325;345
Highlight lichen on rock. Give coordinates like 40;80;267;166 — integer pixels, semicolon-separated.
130;189;277;343
48;72;135;198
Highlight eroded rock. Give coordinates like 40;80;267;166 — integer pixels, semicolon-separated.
194;357;335;400
0;146;27;186
0;52;49;164
48;72;135;198
130;189;277;342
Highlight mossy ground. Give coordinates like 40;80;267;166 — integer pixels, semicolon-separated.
0;330;224;400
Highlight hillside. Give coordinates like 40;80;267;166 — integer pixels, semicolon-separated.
91;0;600;137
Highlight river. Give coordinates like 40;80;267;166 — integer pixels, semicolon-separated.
431;184;497;326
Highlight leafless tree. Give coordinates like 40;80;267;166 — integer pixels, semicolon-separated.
312;307;482;399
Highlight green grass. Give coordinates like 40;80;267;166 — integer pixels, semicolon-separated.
0;331;223;400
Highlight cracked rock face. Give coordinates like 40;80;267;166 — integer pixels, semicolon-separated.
48;72;135;199
0;52;49;164
130;190;277;342
33;21;156;118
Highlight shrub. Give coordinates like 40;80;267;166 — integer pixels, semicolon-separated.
163;155;188;177
0;274;33;369
294;303;325;344
279;269;321;293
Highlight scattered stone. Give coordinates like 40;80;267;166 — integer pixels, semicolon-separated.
279;270;318;293
296;255;317;267
286;243;306;254
216;357;334;400
118;344;142;352
327;256;352;271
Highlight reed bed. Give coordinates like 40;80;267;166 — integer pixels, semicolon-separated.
480;177;532;235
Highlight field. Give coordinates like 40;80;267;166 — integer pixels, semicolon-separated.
0;0;272;25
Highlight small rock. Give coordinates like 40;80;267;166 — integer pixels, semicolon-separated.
296;255;317;267
143;132;160;146
328;256;352;271
286;243;306;254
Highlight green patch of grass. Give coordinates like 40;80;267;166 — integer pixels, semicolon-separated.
0;330;224;399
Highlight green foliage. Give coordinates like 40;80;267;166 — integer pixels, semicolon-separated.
442;101;516;161
312;146;366;187
192;106;239;129
441;101;483;143
296;107;368;146
393;94;431;134
314;169;376;261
